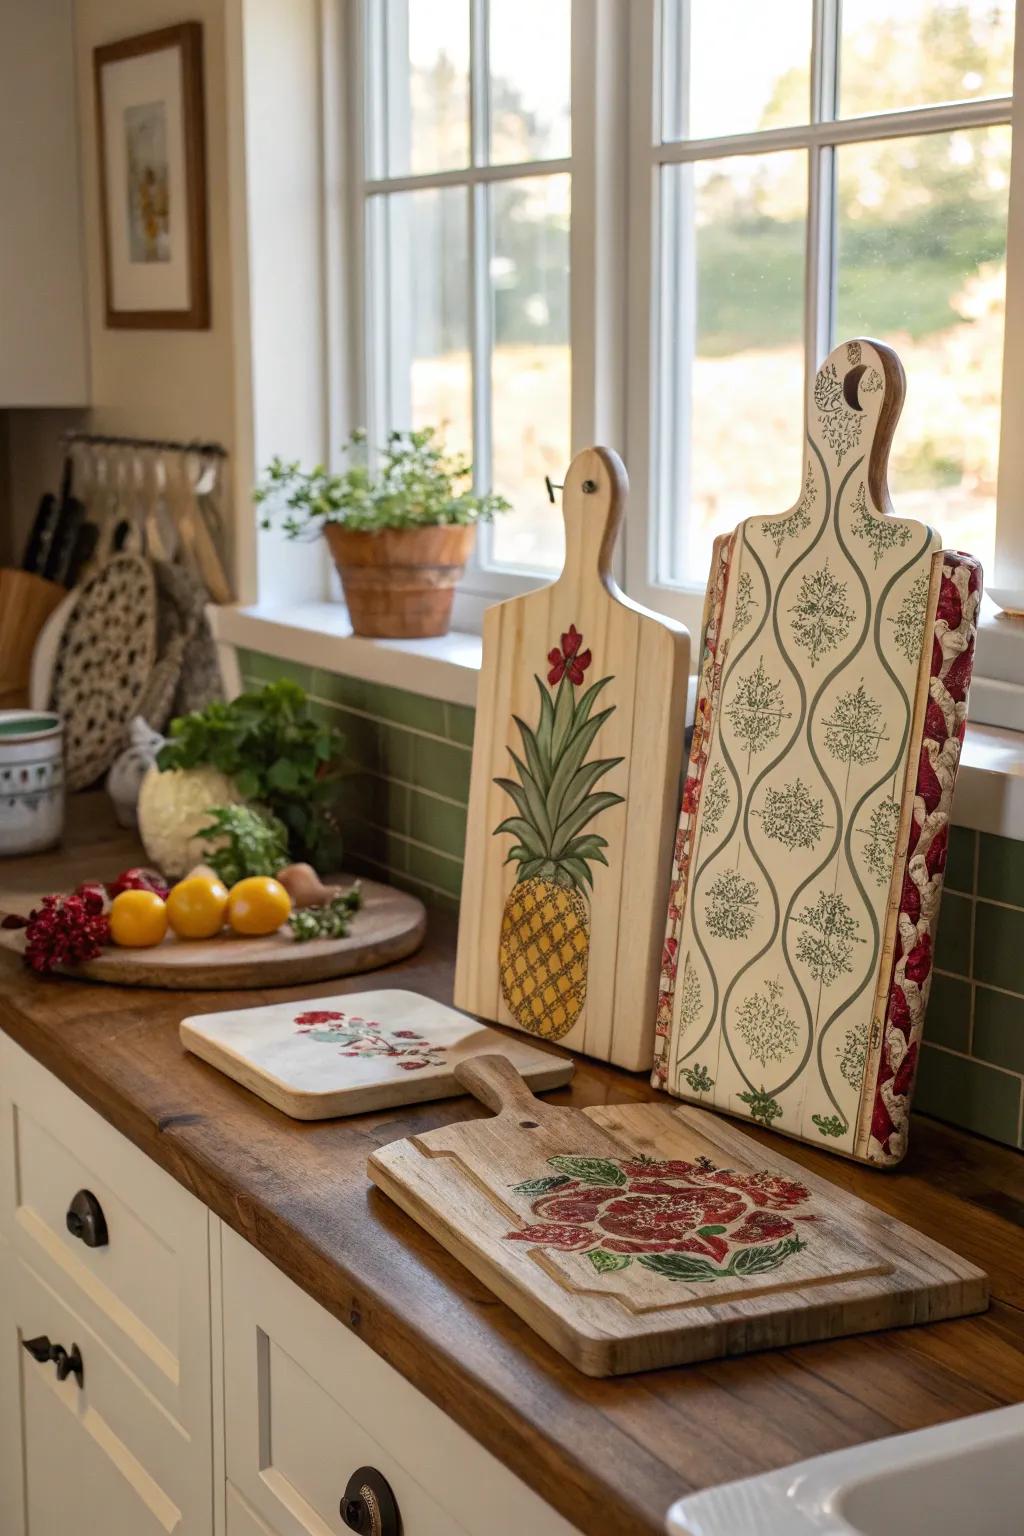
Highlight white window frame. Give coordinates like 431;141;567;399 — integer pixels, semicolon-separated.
625;0;1024;638
337;0;628;630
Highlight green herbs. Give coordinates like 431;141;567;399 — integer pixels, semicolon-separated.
197;805;289;887
288;887;363;941
157;681;344;866
255;427;510;539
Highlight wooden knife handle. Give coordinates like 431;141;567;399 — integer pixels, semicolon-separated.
453;1054;543;1119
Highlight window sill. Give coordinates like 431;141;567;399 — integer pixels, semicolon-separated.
210;602;1024;841
210;602;483;708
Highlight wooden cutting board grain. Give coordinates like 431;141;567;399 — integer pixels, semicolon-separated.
181;989;573;1118
0;877;425;989
454;448;689;1069
368;1056;988;1377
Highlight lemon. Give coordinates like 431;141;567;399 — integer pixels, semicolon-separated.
227;876;292;937
166;875;229;940
109;889;168;948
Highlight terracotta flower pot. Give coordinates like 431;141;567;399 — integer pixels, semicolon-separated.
324;524;476;639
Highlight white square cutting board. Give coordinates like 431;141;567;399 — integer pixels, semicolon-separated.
180;989;574;1119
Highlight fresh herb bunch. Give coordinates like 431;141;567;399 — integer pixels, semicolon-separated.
288;887;363;942
157;681;344;867
197;805;289;887
254;427;510;539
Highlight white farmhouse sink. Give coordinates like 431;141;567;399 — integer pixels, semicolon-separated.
666;1402;1024;1536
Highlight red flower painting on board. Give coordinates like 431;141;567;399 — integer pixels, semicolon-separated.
505;1153;815;1281
292;1009;446;1070
547;624;593;686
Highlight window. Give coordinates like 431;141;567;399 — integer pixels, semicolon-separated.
340;1;1022;640
358;0;573;585
631;0;1017;630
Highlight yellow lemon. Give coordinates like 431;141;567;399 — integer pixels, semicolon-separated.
227;876;292;936
109;889;168;948
166;875;229;940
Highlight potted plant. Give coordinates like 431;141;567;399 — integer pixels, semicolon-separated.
255;428;509;639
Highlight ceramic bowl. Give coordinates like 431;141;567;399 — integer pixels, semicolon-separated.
0;710;64;856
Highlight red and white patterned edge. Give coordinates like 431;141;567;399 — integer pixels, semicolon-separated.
866;550;983;1165
652;533;735;1088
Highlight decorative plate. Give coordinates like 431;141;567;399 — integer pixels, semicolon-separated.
50;555;157;790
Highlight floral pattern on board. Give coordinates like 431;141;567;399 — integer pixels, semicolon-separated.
505;1153;815;1282
653;533;734;1086
866;551;982;1164
292;1010;447;1071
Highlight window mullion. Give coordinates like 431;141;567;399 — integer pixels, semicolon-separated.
994;0;1024;596
468;0;495;569
806;0;840;388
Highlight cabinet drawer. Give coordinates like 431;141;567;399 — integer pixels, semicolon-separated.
227;1484;280;1536
222;1227;577;1536
3;1245;212;1535
0;1037;211;1432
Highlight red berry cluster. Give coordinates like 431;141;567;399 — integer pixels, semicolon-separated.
107;867;168;900
23;888;112;975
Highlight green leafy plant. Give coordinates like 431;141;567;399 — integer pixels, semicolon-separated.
255;427;510;538
157;681;345;867
197;805;289;888
288;888;363;941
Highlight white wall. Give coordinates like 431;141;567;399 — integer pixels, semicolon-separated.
3;0;239;568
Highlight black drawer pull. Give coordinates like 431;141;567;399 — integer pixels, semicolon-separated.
340;1466;399;1535
22;1335;84;1388
66;1189;108;1247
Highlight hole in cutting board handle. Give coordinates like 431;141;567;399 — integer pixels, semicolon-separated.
519;1119;539;1129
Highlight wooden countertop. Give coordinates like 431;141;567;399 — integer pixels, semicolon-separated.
2;798;1023;1536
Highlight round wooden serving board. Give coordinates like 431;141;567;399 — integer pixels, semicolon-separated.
0;877;426;989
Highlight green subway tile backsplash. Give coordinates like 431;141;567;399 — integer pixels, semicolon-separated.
924;973;972;1054
973;986;1024;1076
237;650;1024;1149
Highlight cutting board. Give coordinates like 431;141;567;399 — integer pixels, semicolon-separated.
652;339;982;1166
0;877;425;989
455;448;689;1069
181;989;573;1118
369;1057;987;1377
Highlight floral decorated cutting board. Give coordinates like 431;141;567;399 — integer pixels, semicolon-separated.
653;338;982;1166
454;447;689;1069
180;990;573;1119
369;1057;986;1376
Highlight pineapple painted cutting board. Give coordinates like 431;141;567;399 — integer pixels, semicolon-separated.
180;989;573;1119
455;448;689;1069
653;338;983;1166
369;1056;987;1377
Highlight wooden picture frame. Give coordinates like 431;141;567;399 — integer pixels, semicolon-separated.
94;23;209;329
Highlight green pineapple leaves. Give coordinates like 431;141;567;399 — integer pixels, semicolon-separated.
494;670;624;892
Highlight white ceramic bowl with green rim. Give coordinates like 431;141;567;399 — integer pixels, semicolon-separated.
0;711;64;856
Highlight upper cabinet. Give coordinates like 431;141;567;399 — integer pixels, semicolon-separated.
0;0;88;407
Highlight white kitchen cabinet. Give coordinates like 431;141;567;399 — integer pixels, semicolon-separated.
219;1225;578;1536
0;1036;214;1535
0;1037;579;1536
0;0;88;406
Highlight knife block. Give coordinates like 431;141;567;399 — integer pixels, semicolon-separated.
0;569;64;708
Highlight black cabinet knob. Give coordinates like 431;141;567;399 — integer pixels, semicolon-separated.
340;1467;399;1535
21;1334;84;1388
66;1189;108;1247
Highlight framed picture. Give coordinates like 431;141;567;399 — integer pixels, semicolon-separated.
94;23;209;329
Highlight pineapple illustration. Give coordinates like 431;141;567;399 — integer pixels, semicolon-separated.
494;624;624;1039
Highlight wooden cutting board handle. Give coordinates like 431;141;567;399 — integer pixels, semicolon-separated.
453;1054;544;1120
560;446;627;589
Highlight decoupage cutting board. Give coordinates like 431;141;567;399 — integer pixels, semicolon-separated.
455;448;690;1069
181;990;573;1118
369;1056;987;1377
653;339;983;1166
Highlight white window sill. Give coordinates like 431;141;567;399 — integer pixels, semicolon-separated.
210;601;483;708
210;601;1024;841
